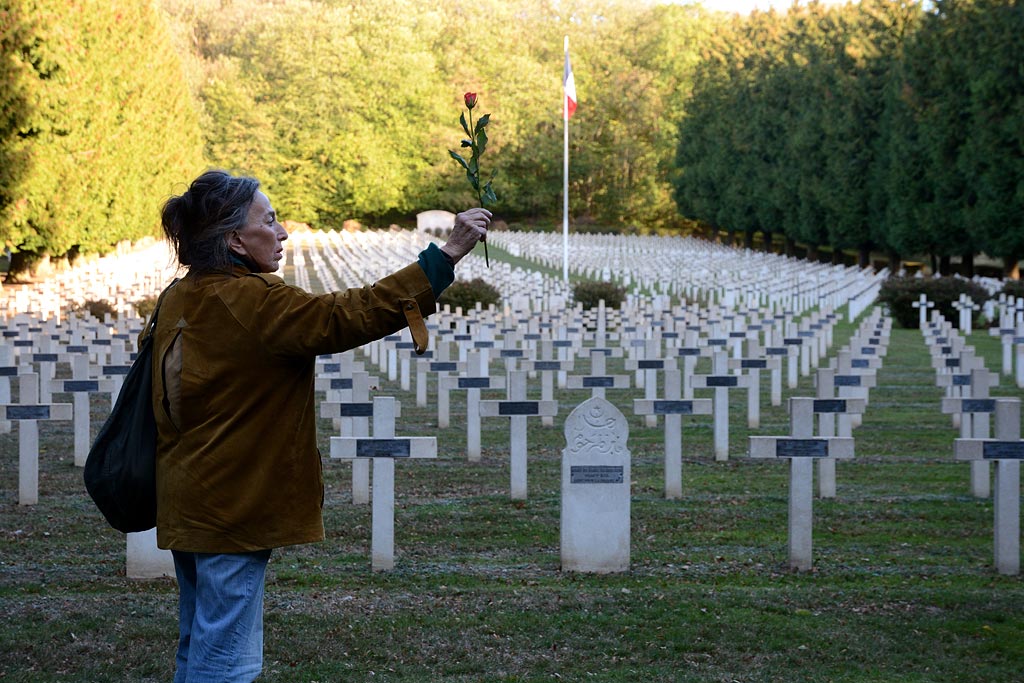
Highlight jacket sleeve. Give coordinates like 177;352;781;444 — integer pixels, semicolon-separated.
218;260;439;358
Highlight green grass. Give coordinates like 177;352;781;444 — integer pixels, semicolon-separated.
2;308;1023;682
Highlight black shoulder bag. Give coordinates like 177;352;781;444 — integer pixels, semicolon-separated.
84;280;177;533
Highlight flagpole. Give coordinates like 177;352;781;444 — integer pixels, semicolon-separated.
562;35;570;283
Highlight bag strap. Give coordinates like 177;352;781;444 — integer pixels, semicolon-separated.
139;278;180;346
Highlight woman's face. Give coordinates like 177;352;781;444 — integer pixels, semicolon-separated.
229;191;287;272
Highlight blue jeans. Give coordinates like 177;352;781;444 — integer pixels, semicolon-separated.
172;549;272;683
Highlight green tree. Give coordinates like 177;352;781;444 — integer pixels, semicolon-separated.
1;0;204;278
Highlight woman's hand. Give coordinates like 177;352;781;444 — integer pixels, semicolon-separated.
441;208;492;265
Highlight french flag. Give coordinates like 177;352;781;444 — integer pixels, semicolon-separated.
563;45;577;120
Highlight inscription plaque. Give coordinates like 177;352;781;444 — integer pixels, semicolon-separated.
834;375;861;387
583;377;614;388
329;378;354;390
499;401;540;416
776;439;828;458
961;399;996;413
64;380;100;392
459;377;492;389
653;400;694;415
706;376;738;387
356;439;410;458
570;465;624;484
813;399;846;414
7;406;51;420
984;442;1024;460
638;360;663;370
533;361;562;371
337;403;374;417
430;362;458;372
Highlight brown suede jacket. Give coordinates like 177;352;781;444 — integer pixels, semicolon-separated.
151;260;437;553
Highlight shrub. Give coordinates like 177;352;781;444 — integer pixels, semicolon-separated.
73;299;117;320
134;295;159;321
1001;280;1024;299
877;276;991;329
572;280;626;310
439;277;501;312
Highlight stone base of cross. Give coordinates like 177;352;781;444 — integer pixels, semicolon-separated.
330;396;436;571
750;397;856;571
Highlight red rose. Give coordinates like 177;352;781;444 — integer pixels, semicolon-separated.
464;92;477;110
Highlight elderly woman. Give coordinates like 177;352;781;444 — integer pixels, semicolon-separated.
155;169;489;682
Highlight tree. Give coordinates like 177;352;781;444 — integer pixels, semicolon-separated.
1;0;204;278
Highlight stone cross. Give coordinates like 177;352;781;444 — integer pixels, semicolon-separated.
320;371;378;505
953;398;1023;575
625;355;675;428
330;396;436;571
940;367;999;498
47;354;115;466
565;348;630;400
423;359;466;428
439;370;505;461
479;371;558;499
2;373;72;505
561;396;631;573
633;368;712;499
691;350;751;460
988;325;1018;377
749;397;857;571
952;294;980;334
520;358;574;427
911;294;935;329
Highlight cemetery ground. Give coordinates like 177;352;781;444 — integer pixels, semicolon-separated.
2;316;1023;682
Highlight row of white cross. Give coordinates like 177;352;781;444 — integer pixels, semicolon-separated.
923;308;1023;575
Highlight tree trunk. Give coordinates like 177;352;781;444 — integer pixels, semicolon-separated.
744;231;754;250
726;229;736;247
939;254;951;275
831;249;841;265
886;249;900;273
961;253;975;278
763;231;773;253
858;245;871;269
806;244;819;261
1004;257;1020;280
785;237;796;257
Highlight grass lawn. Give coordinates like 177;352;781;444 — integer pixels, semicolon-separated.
1;307;1022;682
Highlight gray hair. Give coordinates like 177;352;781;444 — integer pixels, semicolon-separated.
161;170;260;274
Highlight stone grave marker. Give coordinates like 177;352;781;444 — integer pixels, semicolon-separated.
126;529;174;580
940;367;999;498
953;398;1024;575
561;396;631;573
2;372;72;505
633;368;712;499
479;370;558;499
691;349;751;460
749;396;858;571
330;396;436;571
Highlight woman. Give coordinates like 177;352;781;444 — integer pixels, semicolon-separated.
154;169;489;682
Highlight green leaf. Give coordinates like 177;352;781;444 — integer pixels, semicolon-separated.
468;157;479;176
474;113;491;134
476;127;488;157
448;150;469;170
460;112;471;138
482;180;497;206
